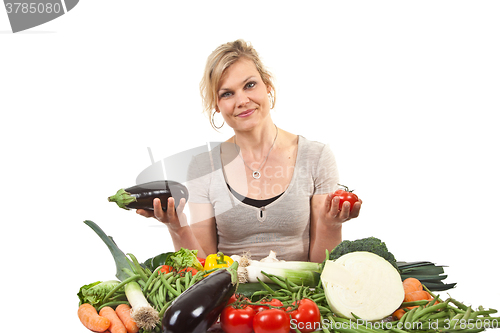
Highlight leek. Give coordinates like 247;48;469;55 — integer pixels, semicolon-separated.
232;251;321;287
125;281;159;330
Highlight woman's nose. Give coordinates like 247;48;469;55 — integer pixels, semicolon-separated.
236;91;250;107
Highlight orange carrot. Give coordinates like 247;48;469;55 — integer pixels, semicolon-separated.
402;277;423;294
99;306;127;333
404;290;428;302
115;304;139;333
78;303;110;333
392;308;406;320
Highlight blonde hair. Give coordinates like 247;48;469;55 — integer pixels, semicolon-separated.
200;39;276;129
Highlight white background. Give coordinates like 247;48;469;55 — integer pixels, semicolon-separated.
1;1;499;331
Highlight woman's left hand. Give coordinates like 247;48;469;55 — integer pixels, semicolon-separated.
320;193;362;226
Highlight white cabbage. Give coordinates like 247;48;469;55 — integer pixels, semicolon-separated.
321;251;404;321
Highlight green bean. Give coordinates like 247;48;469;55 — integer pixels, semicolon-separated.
160;272;181;298
184;271;192;290
102;274;140;304
153;292;163;310
403;307;417;324
127;253;149;282
97;301;130;312
144;266;163;290
285;277;301;292
311;292;325;299
149;278;163;296
449;298;469;311
188;270;204;288
159;299;173;318
463;306;473;321
278;288;293;295
426;309;450;320
389;328;410;333
313;296;326;304
449;313;464;329
412;301;449;321
296;286;303;301
472;309;498;317
256;277;278;295
176;276;183;293
158;284;165;302
260;271;288;289
400;300;430;308
317;305;332;313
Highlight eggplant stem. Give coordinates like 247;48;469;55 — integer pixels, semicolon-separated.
108;188;137;209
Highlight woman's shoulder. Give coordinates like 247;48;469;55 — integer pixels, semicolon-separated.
297;134;330;153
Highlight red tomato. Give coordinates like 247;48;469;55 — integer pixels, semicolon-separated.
288;299;321;333
159;265;174;274
253;308;290;333
220;304;255;333
334;184;359;212
227;294;250;306
178;267;198;277
251;298;284;312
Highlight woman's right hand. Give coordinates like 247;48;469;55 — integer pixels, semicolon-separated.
136;197;188;231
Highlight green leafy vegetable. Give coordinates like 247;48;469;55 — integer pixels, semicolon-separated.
165;248;204;271
77;280;123;307
142;252;173;272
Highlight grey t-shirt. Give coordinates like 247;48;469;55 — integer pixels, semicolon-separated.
186;135;339;261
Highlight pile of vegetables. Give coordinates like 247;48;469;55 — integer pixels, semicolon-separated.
78;220;498;333
77;220;238;333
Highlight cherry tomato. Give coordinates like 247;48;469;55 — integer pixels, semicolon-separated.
158;265;174;274
288;298;321;333
253;308;290;333
251;298;284;312
220;304;255;333
334;184;359;212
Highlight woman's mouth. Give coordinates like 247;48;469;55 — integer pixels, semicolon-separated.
237;109;255;118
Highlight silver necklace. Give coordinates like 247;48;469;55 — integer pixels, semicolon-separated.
234;124;278;179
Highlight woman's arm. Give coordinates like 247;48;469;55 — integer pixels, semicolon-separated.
188;202;218;256
308;193;361;263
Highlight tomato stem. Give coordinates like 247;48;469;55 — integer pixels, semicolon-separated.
337;183;354;193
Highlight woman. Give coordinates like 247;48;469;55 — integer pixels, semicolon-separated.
137;39;361;263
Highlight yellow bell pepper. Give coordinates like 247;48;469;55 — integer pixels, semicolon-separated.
204;252;234;273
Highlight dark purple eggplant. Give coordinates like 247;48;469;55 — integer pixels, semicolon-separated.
161;264;238;333
108;180;189;211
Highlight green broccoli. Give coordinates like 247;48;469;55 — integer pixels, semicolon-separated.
328;237;399;271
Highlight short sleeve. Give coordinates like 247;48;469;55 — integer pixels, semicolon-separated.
186;153;212;204
313;144;339;195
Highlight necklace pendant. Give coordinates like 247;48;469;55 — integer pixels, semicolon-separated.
252;171;261;179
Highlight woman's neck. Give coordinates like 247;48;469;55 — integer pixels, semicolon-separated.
232;120;278;161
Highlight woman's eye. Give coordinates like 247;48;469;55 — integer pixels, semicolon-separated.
220;92;232;99
245;81;256;89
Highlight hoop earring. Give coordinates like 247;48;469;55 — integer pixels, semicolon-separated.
211;110;224;129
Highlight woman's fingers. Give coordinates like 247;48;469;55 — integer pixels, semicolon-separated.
153;197;165;221
350;200;362;218
136;208;154;218
176;197;186;215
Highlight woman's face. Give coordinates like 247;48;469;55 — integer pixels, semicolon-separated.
216;58;271;132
